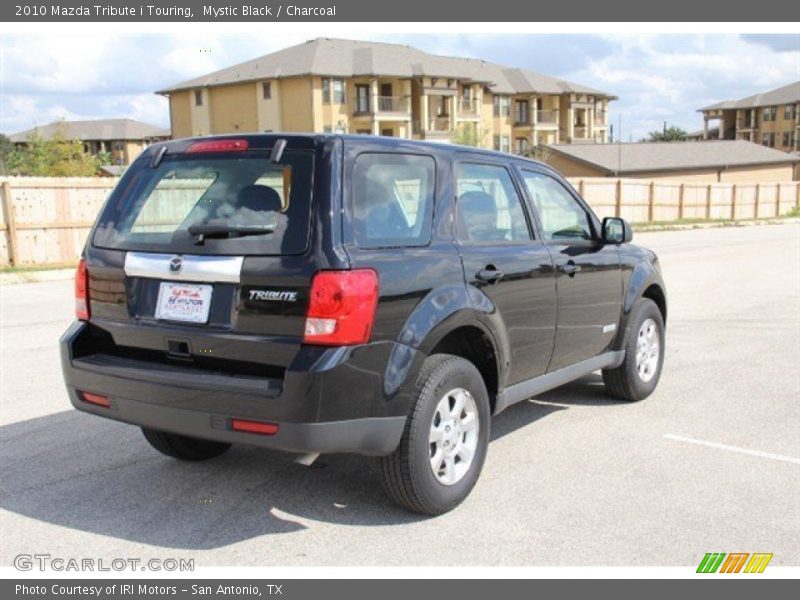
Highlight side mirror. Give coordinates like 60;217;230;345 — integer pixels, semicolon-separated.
602;217;633;244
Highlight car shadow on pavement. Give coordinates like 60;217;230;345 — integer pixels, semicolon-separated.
0;375;622;551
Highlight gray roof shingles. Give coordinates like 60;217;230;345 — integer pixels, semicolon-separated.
156;37;615;99
549;140;799;174
700;80;800;112
9;118;169;143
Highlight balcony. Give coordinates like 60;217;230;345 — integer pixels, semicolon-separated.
595;110;607;127
413;117;452;139
736;117;758;130
535;109;559;126
351;96;410;116
458;99;480;118
573;126;588;139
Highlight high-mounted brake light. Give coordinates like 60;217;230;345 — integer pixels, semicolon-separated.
186;139;249;153
231;419;279;436
304;269;379;346
75;258;90;320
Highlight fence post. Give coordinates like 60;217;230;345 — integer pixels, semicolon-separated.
615;178;622;218
705;184;712;219
678;183;685;220
731;184;737;220
776;184;782;217
1;180;18;267
578;178;585;197
648;181;655;222
754;183;760;218
796;181;800;210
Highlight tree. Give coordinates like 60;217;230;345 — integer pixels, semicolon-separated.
646;126;689;143
5;123;108;177
0;134;14;175
451;122;489;148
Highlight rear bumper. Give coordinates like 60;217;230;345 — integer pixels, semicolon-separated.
60;321;418;456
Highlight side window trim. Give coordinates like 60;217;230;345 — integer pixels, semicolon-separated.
518;167;599;244
452;158;537;245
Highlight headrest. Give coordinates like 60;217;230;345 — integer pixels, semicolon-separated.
237;184;282;213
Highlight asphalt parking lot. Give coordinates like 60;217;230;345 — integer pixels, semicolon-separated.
1;224;798;567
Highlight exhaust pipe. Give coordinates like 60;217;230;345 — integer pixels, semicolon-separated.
295;452;320;467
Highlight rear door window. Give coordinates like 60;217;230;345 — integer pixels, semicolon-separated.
455;162;531;243
93;149;314;255
350;153;435;248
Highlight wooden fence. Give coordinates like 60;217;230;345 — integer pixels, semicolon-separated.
1;176;799;267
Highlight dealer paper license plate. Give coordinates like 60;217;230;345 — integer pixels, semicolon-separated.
155;282;213;324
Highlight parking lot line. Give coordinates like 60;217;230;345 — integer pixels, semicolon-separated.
663;434;800;465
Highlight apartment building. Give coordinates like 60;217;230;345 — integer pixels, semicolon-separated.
8;118;170;165
157;38;616;151
699;81;800;152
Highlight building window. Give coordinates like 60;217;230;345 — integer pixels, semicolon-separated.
194;90;203;107
515;138;529;155
323;126;332;133
762;106;777;122
493;135;501;151
262;81;272;100
762;132;776;147
785;104;796;120
493;95;510;117
355;85;370;113
515;100;529;124
323;78;345;104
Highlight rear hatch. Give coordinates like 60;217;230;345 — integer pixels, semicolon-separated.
81;135;342;381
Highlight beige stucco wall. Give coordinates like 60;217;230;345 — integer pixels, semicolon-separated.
169;91;192;139
277;77;315;132
208;83;258;133
191;88;211;136
255;79;282;132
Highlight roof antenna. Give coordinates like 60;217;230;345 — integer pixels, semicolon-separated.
150;145;167;168
270;139;287;163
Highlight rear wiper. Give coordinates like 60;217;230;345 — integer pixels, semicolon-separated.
187;222;274;244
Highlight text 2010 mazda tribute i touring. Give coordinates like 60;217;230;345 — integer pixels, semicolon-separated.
61;134;666;514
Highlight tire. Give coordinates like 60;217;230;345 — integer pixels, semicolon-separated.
603;298;665;401
379;353;491;515
141;428;231;461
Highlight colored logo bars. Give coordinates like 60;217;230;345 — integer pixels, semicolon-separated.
697;552;773;573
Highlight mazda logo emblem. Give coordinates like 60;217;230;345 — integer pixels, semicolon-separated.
169;257;183;273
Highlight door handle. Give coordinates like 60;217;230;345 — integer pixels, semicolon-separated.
476;268;504;284
559;261;581;276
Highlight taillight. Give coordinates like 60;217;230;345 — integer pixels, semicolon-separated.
80;391;110;408
186;139;249;153
304;269;379;346
231;419;279;436
75;258;90;320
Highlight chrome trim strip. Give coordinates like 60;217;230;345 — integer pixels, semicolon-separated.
124;252;244;284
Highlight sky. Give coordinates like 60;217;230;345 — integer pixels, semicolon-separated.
1;33;798;142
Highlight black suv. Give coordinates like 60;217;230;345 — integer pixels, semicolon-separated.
61;134;666;515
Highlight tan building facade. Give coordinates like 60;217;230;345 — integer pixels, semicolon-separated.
700;81;800;152
545;141;799;183
158;38;615;152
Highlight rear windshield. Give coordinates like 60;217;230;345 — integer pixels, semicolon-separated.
93;149;314;255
